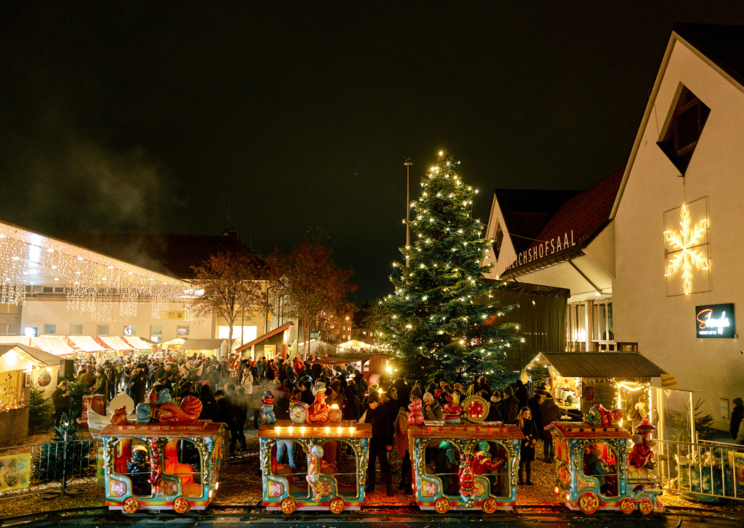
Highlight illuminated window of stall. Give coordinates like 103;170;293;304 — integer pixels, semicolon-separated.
582;442;619;498
165;439;202;498
113;439;153;498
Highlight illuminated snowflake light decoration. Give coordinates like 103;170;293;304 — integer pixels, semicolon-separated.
664;203;708;295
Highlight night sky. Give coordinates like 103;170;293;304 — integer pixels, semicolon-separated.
2;2;744;305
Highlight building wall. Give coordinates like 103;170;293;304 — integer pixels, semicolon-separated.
614;39;744;430
483;194;519;279
21;298;214;343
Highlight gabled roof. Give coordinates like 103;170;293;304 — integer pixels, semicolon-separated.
179;338;228;351
494;189;579;255
528;352;666;378
503;170;623;276
60;232;257;280
236;322;293;352
674;24;744;90
0;343;62;367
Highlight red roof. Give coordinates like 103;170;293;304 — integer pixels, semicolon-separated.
503;170;623;275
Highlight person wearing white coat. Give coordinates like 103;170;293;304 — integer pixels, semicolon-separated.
242;369;254;395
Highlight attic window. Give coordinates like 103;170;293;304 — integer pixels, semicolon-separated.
658;85;710;174
493;221;504;260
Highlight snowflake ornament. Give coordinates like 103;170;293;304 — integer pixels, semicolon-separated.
664;203;708;295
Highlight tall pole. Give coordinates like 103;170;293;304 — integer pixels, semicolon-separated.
404;158;412;267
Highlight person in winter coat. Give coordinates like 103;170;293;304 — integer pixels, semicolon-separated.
128;368;147;407
52;381;70;426
363;392;395;496
514;380;529;409
343;379;361;420
540;395;562;462
731;398;744;440
198;383;217;421
499;386;519;424
527;390;545;431
241;368;254;394
517;406;539;485
422;392;445;421
395;406;412;493
486;393;504;422
383;387;399;435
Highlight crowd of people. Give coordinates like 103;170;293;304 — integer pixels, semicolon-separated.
52;351;571;495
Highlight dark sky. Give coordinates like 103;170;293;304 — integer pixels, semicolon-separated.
2;2;744;305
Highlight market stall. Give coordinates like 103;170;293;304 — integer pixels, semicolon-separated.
122;336;153;352
524;352;675;434
178;339;228;359
310;352;389;384
31;336;77;356
0;343;61;443
67;335;108;354
97;336;135;355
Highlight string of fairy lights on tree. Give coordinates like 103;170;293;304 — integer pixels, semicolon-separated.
0;227;192;321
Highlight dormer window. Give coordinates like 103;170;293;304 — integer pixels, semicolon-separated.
658;85;710;175
493;221;504;260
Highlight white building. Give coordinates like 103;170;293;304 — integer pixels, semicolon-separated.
484;24;744;431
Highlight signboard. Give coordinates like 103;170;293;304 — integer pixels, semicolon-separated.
660;374;677;388
695;303;735;338
168;311;186;320
0;453;31;491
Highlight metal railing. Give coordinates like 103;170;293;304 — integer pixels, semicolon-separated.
0;435;102;500
655;438;744;501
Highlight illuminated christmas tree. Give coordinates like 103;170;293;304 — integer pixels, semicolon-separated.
378;152;522;384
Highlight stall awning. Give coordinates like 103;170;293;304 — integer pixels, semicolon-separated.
179;338;227;351
67;336;107;352
0;344;62;368
122;336;153;350
527;352;667;378
338;339;376;349
236;322;293;352
31;336;77;356
97;336;134;351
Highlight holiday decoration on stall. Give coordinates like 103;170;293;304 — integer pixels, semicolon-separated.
629;420;657;469
408;398;424;426
307;383;330;423
585;403;623;427
136;389;202;423
378;151;521;382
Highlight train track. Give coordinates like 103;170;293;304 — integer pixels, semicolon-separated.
2;502;744;526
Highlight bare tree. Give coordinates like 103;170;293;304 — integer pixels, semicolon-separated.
189;250;266;352
267;240;356;359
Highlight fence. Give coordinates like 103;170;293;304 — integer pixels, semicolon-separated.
0;435;102;500
655;438;744;501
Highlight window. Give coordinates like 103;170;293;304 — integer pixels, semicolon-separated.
151;325;163;335
582;442;619;498
44;324;56;335
97;325;110;336
54;287;64;293
32;286;42;293
24;327;38;337
124;325;136;336
43;287;53;293
493;220;504;260
658;85;710;174
177;325;189;336
151;336;162;343
70;325;83;335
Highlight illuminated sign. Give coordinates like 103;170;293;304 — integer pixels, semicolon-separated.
696;303;735;338
507;230;577;270
665;203;709;295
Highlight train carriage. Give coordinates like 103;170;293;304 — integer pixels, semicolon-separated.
547;420;663;515
258;420;372;514
409;422;524;514
101;420;226;514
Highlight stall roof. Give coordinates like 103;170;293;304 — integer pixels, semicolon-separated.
527;352;666;378
0;344;62;367
98;336;134;351
67;336;107;352
310;352;390;364
179;338;227;351
122;336;153;350
338;339;375;349
236;322;293;352
31;336;77;356
0;336;31;346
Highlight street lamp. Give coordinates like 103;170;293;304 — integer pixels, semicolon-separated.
404;158;412;267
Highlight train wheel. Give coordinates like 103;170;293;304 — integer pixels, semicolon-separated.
173;496;191;514
329;497;345;514
482;497;499;513
578;491;600;514
122;496;140;514
434;497;450;514
619;498;635;514
280;497;297;514
638;498;654;515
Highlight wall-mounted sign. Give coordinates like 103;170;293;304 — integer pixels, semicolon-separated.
506;230;578;270
696;303;735;338
660;374;677;388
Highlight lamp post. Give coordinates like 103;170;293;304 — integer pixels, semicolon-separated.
404;158;412;267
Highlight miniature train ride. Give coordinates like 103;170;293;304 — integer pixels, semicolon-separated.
99;383;662;517
101;391;225;513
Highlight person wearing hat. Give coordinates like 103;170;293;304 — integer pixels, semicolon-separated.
363;391;395;496
79;365;95;389
731;398;744;440
422;392;444;421
499;386;519;425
